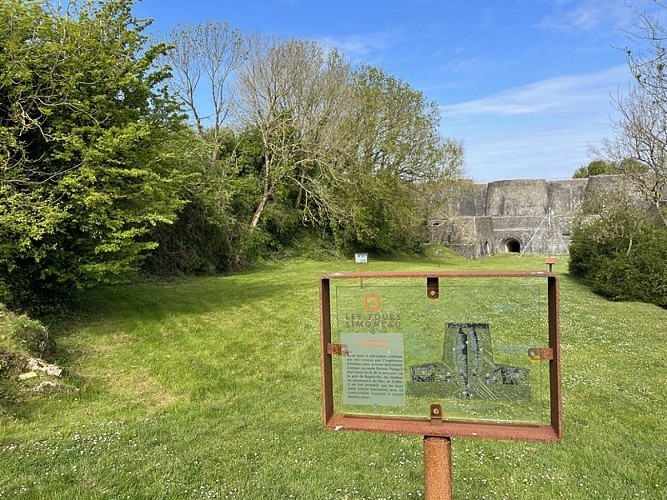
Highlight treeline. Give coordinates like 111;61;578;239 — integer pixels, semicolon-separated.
0;0;464;313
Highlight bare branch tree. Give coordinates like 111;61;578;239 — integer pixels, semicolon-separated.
602;84;667;224
236;35;353;229
600;1;667;225
162;20;244;166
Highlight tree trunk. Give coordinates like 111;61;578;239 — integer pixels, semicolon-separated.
295;167;306;209
250;192;271;230
655;200;667;227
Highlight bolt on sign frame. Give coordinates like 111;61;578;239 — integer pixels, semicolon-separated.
319;271;562;442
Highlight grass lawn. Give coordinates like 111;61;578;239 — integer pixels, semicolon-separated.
1;248;665;499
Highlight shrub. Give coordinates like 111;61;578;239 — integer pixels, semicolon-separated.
0;0;184;312
0;306;53;407
0;307;54;358
569;205;667;308
143;199;235;276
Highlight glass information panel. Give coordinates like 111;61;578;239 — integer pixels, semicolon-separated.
330;277;551;425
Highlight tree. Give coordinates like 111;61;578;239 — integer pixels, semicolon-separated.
0;0;184;311
349;66;461;183
236;35;354;231
572;159;619;178
159;26;464;260
160;20;244;168
572;2;667;308
141;125;268;273
330;66;464;253
597;1;667;225
157;21;272;269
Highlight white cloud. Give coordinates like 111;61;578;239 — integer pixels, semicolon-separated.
440;66;633;182
536;0;629;33
318;31;400;57
441;65;629;117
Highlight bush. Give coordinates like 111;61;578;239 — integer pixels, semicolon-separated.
569;205;667;308
0;307;54;359
0;306;53;407
143;199;235;276
0;0;184;312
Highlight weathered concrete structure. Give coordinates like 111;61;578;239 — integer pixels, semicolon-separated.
426;175;664;258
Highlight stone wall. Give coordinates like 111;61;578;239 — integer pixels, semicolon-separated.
426;175;663;258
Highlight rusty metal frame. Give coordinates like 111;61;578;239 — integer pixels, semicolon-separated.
319;271;562;442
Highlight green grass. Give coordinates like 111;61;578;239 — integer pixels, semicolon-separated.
1;248;666;499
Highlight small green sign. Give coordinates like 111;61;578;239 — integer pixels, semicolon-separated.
354;253;368;264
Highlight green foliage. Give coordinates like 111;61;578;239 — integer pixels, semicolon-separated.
143;199;234;275
572;159;647;179
329;66;461;254
572;159;618;178
0;5;465;299
569;199;667;308
350;65;452;183
143;128;233;275
0;0;184;311
0;306;52;358
0;306;53;406
161;28;464;265
331;172;425;254
143;125;271;273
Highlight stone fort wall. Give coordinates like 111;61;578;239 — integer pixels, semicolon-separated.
426;175;664;258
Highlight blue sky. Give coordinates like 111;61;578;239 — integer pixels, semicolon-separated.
133;0;659;183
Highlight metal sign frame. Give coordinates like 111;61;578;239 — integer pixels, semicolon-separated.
319;271;562;442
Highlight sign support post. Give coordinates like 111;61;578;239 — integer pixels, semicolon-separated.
424;436;453;500
354;253;368;287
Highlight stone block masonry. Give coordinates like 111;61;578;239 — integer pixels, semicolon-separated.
426;175;666;258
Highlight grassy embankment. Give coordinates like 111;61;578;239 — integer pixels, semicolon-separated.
0;248;665;499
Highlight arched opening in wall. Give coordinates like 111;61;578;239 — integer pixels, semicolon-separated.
505;238;521;253
484;241;490;256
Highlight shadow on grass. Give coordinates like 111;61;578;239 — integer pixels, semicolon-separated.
57;265;289;327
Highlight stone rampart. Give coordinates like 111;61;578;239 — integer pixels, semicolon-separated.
426;175;662;258
486;179;549;217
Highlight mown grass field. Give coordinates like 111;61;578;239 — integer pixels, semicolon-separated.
1;249;665;499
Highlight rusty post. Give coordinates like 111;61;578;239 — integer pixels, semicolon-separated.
545;257;556;272
423;436;453;500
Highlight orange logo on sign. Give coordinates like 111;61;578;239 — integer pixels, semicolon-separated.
363;294;381;311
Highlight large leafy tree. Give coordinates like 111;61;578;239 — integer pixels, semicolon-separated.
332;66;464;253
0;0;184;311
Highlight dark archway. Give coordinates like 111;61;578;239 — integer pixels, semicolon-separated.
505;238;521;253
